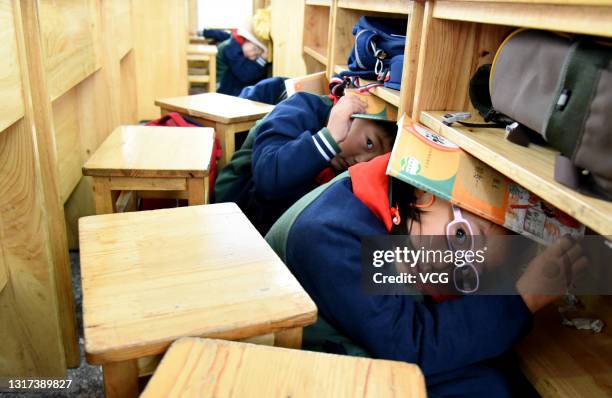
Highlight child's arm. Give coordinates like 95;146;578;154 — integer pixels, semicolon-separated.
251;92;336;199
286;191;532;375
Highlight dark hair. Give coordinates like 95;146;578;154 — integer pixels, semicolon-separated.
373;120;399;143
390;176;420;235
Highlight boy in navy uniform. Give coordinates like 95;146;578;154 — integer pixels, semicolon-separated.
215;90;398;234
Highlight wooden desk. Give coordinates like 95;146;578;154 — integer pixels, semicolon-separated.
79;203;317;397
155;93;274;167
189;35;212;45
142;337;427;398
187;44;218;93
82;125;214;214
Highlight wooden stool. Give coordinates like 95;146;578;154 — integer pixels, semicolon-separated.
187;44;218;93
79;203;317;398
82;125;214;214
155;93;274;167
141;337;427;398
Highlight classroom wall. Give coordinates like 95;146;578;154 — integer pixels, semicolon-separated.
132;0;188;121
270;0;307;77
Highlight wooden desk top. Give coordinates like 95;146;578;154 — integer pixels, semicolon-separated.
141;337;427;398
188;44;218;55
155;93;275;124
79;204;317;364
82;125;214;178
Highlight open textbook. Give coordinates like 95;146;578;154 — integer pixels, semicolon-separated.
387;116;585;245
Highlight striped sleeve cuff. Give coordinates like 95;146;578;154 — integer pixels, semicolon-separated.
312;128;341;162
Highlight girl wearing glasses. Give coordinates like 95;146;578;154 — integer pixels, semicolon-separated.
266;152;587;397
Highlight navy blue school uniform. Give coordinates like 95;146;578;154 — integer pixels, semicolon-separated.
266;154;534;397
217;38;268;96
239;76;288;105
215;92;338;234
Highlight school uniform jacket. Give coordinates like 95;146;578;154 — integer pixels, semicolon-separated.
266;153;533;377
217;38;268;96
216;92;338;234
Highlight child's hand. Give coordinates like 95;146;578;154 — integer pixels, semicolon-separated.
326;95;367;144
242;42;263;60
516;235;589;313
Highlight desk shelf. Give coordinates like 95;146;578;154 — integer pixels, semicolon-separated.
419;111;612;236
303;46;328;65
516;296;612;398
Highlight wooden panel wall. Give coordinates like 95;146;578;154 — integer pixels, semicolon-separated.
0;0;24;132
0;0;66;376
132;0;188;121
38;0;101;101
270;0;307;77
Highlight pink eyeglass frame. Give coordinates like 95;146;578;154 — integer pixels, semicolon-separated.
446;204;479;294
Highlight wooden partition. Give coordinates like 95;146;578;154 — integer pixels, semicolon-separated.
1;0;189;376
0;0;66;376
132;0;188;121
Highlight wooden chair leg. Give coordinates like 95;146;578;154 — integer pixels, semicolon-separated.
93;178;117;214
274;327;303;349
187;177;206;205
103;359;139;398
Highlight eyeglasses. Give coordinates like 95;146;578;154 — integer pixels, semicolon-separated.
446;204;480;294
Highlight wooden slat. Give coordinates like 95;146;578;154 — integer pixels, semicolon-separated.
80;203;317;364
38;0;102;100
516;296;612;398
0;117;66;376
110;0;133;59
398;0;424;117
188;75;210;83
303;3;331;68
132;0;188;120
338;0;411;14
0;0;25;132
107;177;187;191
306;0;331;6
187;44;217;55
141;338;427;398
119;49;138;124
303;45;328;64
271;0;308;77
434;1;612;38
52;88;83;202
420;111;612;236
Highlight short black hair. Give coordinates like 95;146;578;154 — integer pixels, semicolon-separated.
373;120;398;144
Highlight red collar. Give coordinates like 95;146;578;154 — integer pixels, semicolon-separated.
349;153;394;232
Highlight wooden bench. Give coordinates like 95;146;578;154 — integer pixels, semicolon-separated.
82;125;214;214
141;337;427;398
155;93;274;167
187;44;218;93
79;203;317;398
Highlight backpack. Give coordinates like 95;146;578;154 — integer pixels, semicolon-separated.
342;16;407;81
469;29;612;200
146;112;223;200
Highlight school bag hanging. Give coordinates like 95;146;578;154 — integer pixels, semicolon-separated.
469;29;612;201
341;16;407;83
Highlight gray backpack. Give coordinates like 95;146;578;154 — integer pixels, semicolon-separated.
473;29;612;200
